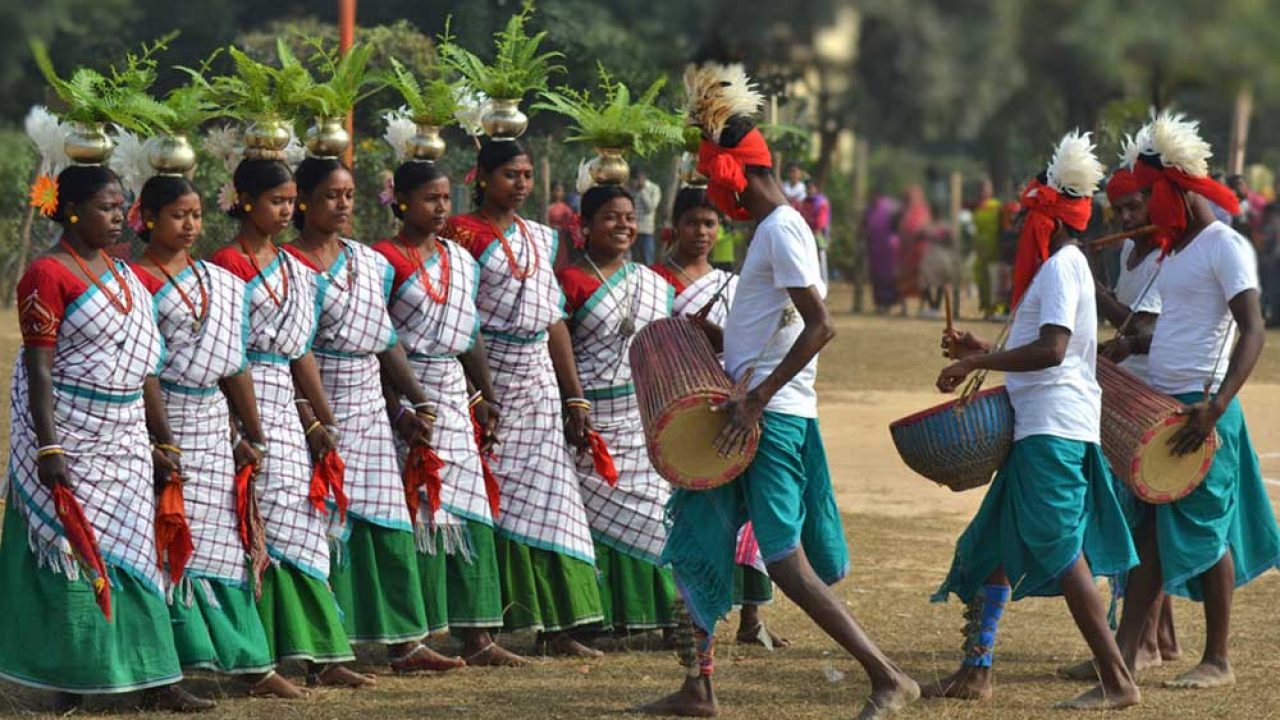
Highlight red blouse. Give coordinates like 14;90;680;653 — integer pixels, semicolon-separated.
648;263;687;294
371;238;438;296
556;266;602;314
207;246;258;283
15;257;91;348
128;264;167;295
442;213;503;261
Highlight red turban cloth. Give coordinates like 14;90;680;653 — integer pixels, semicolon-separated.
1130;157;1240;252
697;128;773;221
1105;169;1143;205
1011;178;1094;305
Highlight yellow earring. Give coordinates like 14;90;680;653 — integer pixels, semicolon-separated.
146;221;155;230
399;203;408;212
298;202;307;211
478;180;487;189
69;215;79;224
243;203;252;212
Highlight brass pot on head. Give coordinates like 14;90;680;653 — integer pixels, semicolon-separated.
480;98;528;140
589;147;630;186
678;151;708;187
147;135;197;175
407;123;447;162
243;118;292;161
64;122;115;165
304;117;351;159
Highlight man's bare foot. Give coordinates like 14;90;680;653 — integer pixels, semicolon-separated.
465;640;529;667
140;685;218;713
1163;661;1234;690
734;621;791;649
631;676;718;717
919;665;991;701
247;671;309;699
1060;650;1163;682
1161;645;1183;662
856;675;921;720
390;644;466;674
538;632;604;658
1053;683;1141;710
309;664;377;688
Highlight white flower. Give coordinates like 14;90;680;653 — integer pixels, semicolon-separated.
203;125;244;173
24;105;70;175
217;181;238;213
454;85;490;138
108;127;152;198
383;107;416;162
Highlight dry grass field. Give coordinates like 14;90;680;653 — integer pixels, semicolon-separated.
1;284;1279;719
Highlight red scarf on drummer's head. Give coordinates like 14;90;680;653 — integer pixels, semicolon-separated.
1011;178;1094;305
1107;168;1170;256
697;128;773;221
1129;156;1240;252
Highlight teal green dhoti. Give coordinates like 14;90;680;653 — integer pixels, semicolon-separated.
932;436;1138;603
1156;395;1280;600
663;412;848;632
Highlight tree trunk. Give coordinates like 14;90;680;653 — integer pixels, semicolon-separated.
850;137;870;313
1228;84;1253;176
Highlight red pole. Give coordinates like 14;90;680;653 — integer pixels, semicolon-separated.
339;0;356;167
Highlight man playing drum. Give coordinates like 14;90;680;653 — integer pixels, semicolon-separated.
1059;165;1182;681
636;59;919;720
1092;112;1280;690
925;133;1142;710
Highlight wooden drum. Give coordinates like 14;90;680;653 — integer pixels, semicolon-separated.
1098;357;1217;504
630;317;760;490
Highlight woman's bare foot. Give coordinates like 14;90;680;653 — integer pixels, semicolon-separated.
308;664;377;688
919;665;991;701
390;644;466;673
538;632;604;658
465;638;529;667
1164;660;1234;689
632;676;718;717
140;684;218;712
247;670;309;699
52;692;83;713
856;675;921;720
1053;683;1141;710
734;621;791;649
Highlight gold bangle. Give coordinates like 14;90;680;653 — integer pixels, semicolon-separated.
304;420;324;437
153;443;183;456
36;447;65;459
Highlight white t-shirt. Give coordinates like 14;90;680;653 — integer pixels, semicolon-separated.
1149;222;1259;395
1004;244;1100;443
782;180;807;204
723;205;827;418
1113;239;1163;382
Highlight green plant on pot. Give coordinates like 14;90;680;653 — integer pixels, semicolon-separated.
31;34;177;136
298;37;383;120
436;3;564;102
534;63;683;159
382;57;459;128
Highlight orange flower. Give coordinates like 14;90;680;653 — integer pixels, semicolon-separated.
29;175;58;217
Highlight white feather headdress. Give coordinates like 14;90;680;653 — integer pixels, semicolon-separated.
109;127;154;198
25;106;71;175
1132;111;1212;178
383;107;417;163
1045;131;1105;198
683;62;764;145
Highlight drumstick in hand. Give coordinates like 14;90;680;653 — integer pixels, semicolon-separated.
943;284;954;335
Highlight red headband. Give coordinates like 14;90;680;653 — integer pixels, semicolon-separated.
1130;158;1240;251
1105;169;1142;204
697;129;773;221
1011;178;1093;305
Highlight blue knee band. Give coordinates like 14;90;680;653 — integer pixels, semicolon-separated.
962;584;1010;668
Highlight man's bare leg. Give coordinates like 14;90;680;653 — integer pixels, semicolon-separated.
1166;551;1235;689
765;547;919;720
1054;557;1142;710
1158;594;1181;660
736;603;790;648
920;568;1008;701
634;600;718;718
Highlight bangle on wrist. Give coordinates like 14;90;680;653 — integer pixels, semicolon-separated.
304;420;323;437
153;443;182;456
36;444;64;459
394;405;411;424
468;391;485;409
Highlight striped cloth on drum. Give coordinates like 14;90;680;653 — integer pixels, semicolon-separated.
152;261;252;587
296;240;406;535
673;269;737;326
570;265;673;563
9;263;166;595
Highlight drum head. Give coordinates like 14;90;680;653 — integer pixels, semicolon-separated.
651;394;759;491
1130;416;1219;504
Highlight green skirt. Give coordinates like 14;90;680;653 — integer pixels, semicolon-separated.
595;541;678;631
1157;395;1280;600
932;436;1139;603
496;534;604;633
733;566;774;607
170;576;274;675
331;518;430;645
0;504;182;693
418;521;506;632
257;561;354;663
